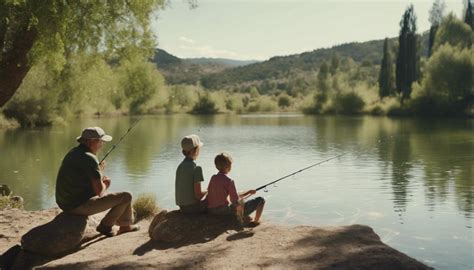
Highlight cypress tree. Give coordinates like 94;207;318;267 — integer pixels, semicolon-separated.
396;5;418;104
465;0;473;29
378;38;394;99
428;0;446;56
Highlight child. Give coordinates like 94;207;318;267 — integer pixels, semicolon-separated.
207;152;265;226
175;134;207;214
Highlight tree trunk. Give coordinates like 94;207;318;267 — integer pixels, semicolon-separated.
0;25;37;108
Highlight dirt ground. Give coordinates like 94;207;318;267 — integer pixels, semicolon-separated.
0;208;431;269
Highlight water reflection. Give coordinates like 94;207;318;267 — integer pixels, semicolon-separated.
307;116;473;217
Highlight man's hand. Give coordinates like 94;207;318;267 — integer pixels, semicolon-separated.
248;189;256;195
99;161;106;171
103;176;111;189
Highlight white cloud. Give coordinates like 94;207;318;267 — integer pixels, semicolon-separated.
178;36;195;44
177;43;265;60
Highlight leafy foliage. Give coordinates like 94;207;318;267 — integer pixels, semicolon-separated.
191;93;219;114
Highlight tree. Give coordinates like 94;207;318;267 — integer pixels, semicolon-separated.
464;0;473;29
419;44;473;105
0;0;166;108
428;0;446;56
433;14;473;52
330;53;339;75
317;61;330;93
396;5;419;104
378;38;395;99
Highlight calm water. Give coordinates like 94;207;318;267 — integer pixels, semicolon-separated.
0;114;472;269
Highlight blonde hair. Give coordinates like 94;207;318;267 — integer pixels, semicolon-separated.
214;152;233;172
182;146;199;157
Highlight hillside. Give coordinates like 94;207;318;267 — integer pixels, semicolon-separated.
186;58;259;67
152;49;259;85
152;33;428;90
200;33;429;89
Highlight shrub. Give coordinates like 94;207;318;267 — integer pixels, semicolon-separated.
3;64;59;127
132;194;159;221
246;96;278;112
225;95;244;112
277;94;291;108
0;114;19;129
190;93;219;114
333;92;365;115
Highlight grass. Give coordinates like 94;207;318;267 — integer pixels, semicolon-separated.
133;193;159;221
0;196;24;210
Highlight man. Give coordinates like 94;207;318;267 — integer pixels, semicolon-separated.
55;127;139;237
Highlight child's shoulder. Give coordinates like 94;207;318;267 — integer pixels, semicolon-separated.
212;173;233;182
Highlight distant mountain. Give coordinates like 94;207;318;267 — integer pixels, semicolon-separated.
152;48;182;67
186;58;259;67
151;49;259;84
200;33;429;89
152;33;428;88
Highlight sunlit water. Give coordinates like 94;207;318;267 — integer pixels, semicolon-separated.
1;114;472;269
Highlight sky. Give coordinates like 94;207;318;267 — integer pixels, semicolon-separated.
152;0;465;60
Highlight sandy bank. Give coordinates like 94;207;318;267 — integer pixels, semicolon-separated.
0;208;431;269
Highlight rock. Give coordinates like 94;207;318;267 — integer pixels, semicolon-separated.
0;244;21;270
149;210;241;243
0;184;12;196
20;212;88;256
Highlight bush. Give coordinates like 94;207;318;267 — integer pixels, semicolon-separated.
433;14;472;52
0;113;19;129
225;95;244;112
333;92;365;114
387;103;413;116
277;94;291;108
246;96;278;112
190;93;219;114
132;194;159;221
3;64;60;127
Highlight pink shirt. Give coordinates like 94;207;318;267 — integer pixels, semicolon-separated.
207;172;239;208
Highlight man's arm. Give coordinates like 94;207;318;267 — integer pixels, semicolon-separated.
194;182;207;200
91;176;110;197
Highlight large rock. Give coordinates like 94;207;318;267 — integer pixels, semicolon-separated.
149;210;242;243
20;212;88;256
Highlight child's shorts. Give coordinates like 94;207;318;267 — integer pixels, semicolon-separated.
243;197;265;216
208;197;265;216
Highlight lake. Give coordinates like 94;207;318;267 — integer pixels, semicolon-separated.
0;114;472;269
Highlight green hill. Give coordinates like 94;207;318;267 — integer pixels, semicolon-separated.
200;33;428;90
152;33;428;89
152;49;259;85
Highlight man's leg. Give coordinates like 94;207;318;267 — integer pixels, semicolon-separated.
68;192;133;227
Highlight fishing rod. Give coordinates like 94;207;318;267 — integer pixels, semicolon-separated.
255;152;349;192
100;117;143;163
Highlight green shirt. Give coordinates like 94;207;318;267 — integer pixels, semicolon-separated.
55;144;102;211
175;157;204;206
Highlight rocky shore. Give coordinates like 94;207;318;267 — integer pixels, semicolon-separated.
0;208;432;269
